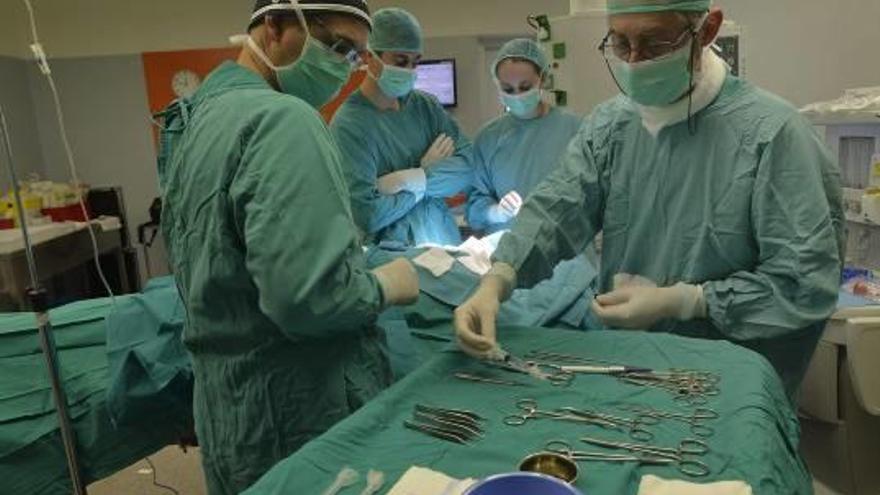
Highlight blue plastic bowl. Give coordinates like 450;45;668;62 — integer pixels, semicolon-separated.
465;472;585;495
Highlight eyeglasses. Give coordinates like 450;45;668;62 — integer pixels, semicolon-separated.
312;17;363;66
598;21;699;63
327;38;362;66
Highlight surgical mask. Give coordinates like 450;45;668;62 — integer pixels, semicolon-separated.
369;55;418;98
610;40;696;107
501;88;542;119
245;25;352;109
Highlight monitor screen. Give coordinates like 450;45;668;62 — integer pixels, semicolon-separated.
415;59;457;108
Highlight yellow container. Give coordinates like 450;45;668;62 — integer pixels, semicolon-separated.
6;193;43;225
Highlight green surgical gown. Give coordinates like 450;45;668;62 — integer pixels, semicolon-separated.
494;75;845;395
467;107;584;233
331;89;473;246
159;62;390;495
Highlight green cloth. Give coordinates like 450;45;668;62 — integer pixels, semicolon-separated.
493;38;550;75
369;8;424;53
0;293;186;494
331;89;473;246
467;107;583;233
607;0;711;14
160;61;390;495
244;326;811;495
105;277;190;427
494;75;845;396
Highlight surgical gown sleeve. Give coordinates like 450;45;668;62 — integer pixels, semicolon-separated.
493;119;607;287
332;119;420;235
466;140;500;231
423;97;474;198
231;103;385;339
702;116;843;340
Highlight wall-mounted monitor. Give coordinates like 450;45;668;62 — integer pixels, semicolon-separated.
415;59;457;108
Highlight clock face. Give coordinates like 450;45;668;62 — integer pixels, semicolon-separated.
172;70;201;98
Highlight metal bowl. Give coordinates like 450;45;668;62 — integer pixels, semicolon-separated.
518;451;580;484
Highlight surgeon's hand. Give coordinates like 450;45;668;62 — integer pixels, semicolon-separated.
591;282;706;330
376;169;427;198
486;191;522;224
421;134;455;168
455;263;517;358
372;258;420;307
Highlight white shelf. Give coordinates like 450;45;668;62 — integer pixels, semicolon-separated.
846;211;880;227
806;112;880;126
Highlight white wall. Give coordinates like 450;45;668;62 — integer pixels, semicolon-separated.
5;0;566;58
0;6;27;58
26;55;158;274
718;0;880;107
0;57;45;188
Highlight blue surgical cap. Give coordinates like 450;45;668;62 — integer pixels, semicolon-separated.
493;38;550;76
369;8;423;53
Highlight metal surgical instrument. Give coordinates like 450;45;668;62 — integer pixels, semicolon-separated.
453;371;530;387
504;399;647;441
621;405;719;438
578;435;711;478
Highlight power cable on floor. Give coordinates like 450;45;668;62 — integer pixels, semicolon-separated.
144;456;181;495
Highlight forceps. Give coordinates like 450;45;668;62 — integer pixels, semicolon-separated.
527;362;576;387
485;351;575;387
621;405;719;438
578;435;711;478
620;371;719;405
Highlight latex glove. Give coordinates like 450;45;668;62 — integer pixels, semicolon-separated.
486;191;522;224
372;258;419;307
376;169;427;198
591;282;706;330
454;263;517;358
420;134;455;168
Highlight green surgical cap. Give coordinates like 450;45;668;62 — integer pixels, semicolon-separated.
606;0;711;14
369;8;423;53
493;38;549;76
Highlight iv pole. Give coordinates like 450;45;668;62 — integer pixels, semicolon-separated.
0;106;87;494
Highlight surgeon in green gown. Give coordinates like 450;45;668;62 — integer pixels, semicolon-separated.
158;1;420;493
467;38;584;234
331;8;473;247
454;0;845;397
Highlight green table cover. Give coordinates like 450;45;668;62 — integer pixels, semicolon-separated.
245;326;810;495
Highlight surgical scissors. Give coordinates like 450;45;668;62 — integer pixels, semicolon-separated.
621;405;719;438
504;400;652;441
558;407;657;442
504;399;621;429
578;435;711;478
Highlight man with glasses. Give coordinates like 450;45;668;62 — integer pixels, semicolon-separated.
158;1;419;493
454;0;844;398
331;8;473;247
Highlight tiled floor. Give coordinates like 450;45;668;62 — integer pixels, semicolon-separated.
814;479;845;495
88;446;207;495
